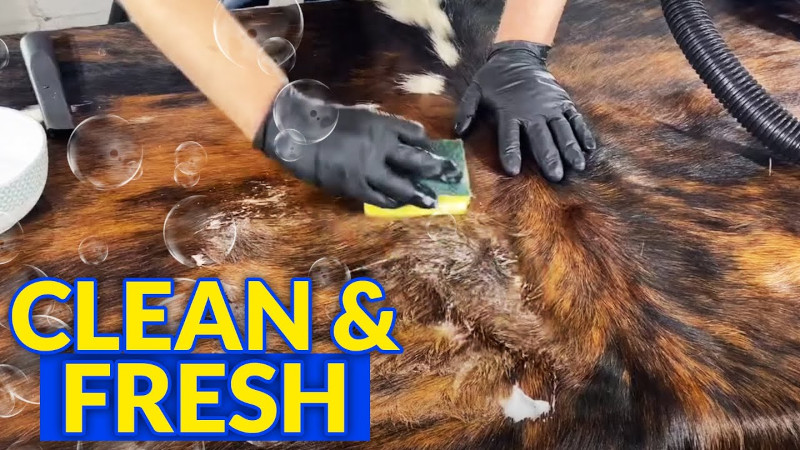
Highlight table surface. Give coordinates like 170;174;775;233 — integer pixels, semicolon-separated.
3;0;800;448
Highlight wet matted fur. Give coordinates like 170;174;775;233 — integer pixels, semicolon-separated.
3;0;800;448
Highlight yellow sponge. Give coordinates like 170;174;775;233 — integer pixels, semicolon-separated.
365;139;471;218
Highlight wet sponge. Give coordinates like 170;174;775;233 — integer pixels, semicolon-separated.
365;139;471;218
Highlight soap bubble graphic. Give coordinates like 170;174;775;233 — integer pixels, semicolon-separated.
0;387;25;418
32;314;72;333
273;79;339;145
214;0;303;69
129;163;144;181
68;115;143;190
0;313;69;410
164;196;237;267
79;236;109;265
131;162;144;181
0;39;8;71
0;364;30;419
175;141;208;175
258;36;297;74
0;265;71;329
273;129;307;162
309;257;351;288
0;363;38;406
0;216;23;265
175;164;201;188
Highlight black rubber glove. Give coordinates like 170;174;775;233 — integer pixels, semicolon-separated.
455;41;596;182
255;94;462;209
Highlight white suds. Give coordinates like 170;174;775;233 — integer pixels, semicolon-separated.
218;182;291;223
433;320;460;338
372;0;460;66
191;255;213;267
205;218;225;231
397;73;446;95
499;384;551;423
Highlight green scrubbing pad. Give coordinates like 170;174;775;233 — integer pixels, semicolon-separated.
364;139;471;218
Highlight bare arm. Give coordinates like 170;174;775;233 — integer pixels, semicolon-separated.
119;0;461;208
494;0;568;45
119;0;285;140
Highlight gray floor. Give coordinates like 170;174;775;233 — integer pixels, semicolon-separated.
0;0;111;36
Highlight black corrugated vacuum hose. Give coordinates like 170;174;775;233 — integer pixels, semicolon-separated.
661;0;800;160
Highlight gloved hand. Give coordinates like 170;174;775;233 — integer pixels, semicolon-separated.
255;92;462;209
455;41;596;182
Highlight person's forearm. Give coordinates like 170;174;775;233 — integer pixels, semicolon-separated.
494;0;568;45
119;0;285;140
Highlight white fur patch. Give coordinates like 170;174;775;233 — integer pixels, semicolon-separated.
499;384;551;423
432;37;460;67
360;107;425;130
353;103;382;111
372;0;460;66
397;73;446;95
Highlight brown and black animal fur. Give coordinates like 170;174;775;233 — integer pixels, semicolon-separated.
3;0;800;448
